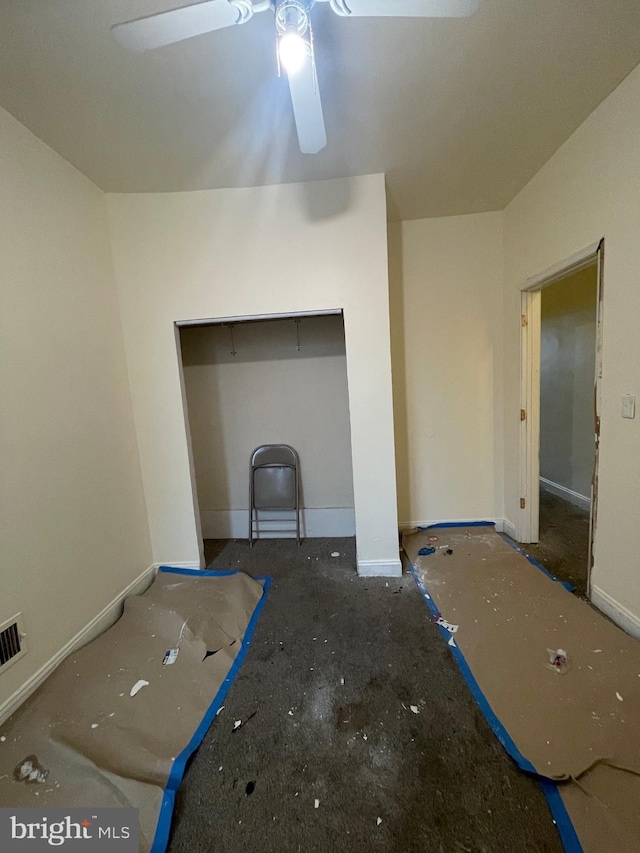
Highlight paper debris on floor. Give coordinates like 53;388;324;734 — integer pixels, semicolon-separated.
403;524;640;853
130;679;150;697
0;568;268;853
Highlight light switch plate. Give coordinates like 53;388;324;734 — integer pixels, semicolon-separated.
622;395;636;419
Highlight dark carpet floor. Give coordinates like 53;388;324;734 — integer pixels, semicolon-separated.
167;537;563;853
520;488;590;597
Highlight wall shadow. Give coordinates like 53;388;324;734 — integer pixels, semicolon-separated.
387;220;411;523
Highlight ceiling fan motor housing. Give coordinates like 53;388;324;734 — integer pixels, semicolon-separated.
275;0;311;38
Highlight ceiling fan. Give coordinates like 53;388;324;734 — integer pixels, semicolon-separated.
112;0;479;155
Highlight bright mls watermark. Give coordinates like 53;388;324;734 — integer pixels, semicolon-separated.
0;808;138;850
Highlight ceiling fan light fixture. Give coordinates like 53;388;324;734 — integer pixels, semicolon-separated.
279;31;307;74
111;0;478;156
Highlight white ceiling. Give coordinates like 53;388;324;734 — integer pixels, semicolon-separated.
1;0;639;220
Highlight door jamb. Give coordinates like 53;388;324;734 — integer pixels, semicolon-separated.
518;240;604;598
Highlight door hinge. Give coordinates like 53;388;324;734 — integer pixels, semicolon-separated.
520;498;526;509
520;409;526;421
521;314;528;327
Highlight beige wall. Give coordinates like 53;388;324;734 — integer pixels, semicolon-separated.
389;213;504;527
540;266;597;500
503;62;640;626
106;175;401;575
4;39;640;719
0;108;152;711
180;315;354;537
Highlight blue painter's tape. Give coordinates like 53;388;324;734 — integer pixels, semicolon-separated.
499;535;575;592
149;572;272;853
540;779;584;853
408;559;583;853
418;546;436;556
160;565;250;577
419;521;496;530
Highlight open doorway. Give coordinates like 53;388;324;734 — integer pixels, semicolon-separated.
519;241;604;597
176;311;356;565
530;264;598;594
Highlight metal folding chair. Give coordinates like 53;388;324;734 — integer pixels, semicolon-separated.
249;444;301;547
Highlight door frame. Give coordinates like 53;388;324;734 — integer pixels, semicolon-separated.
518;239;604;597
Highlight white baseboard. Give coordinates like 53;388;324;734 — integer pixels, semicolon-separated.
501;518;518;539
590;584;640;639
0;564;157;727
153;560;201;570
539;477;591;512
201;507;355;539
357;558;402;578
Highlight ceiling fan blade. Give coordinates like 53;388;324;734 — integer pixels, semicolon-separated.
326;0;479;17
287;53;327;155
112;0;258;51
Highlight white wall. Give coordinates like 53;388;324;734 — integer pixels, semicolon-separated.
106;175;400;575
180;314;355;538
540;266;597;501
388;213;504;528
0;107;152;713
503;62;640;628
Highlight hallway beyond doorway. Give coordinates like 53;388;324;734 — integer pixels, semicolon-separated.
521;486;590;597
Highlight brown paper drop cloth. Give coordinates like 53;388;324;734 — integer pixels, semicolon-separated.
403;525;640;853
0;568;269;853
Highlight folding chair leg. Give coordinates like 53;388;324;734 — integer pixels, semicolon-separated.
249;475;254;547
295;471;301;546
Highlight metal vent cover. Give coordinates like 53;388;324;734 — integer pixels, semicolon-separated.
0;614;26;671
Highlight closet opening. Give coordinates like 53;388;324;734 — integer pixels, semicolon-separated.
176;310;356;566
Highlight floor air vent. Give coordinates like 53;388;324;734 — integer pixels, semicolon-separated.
0;614;26;671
